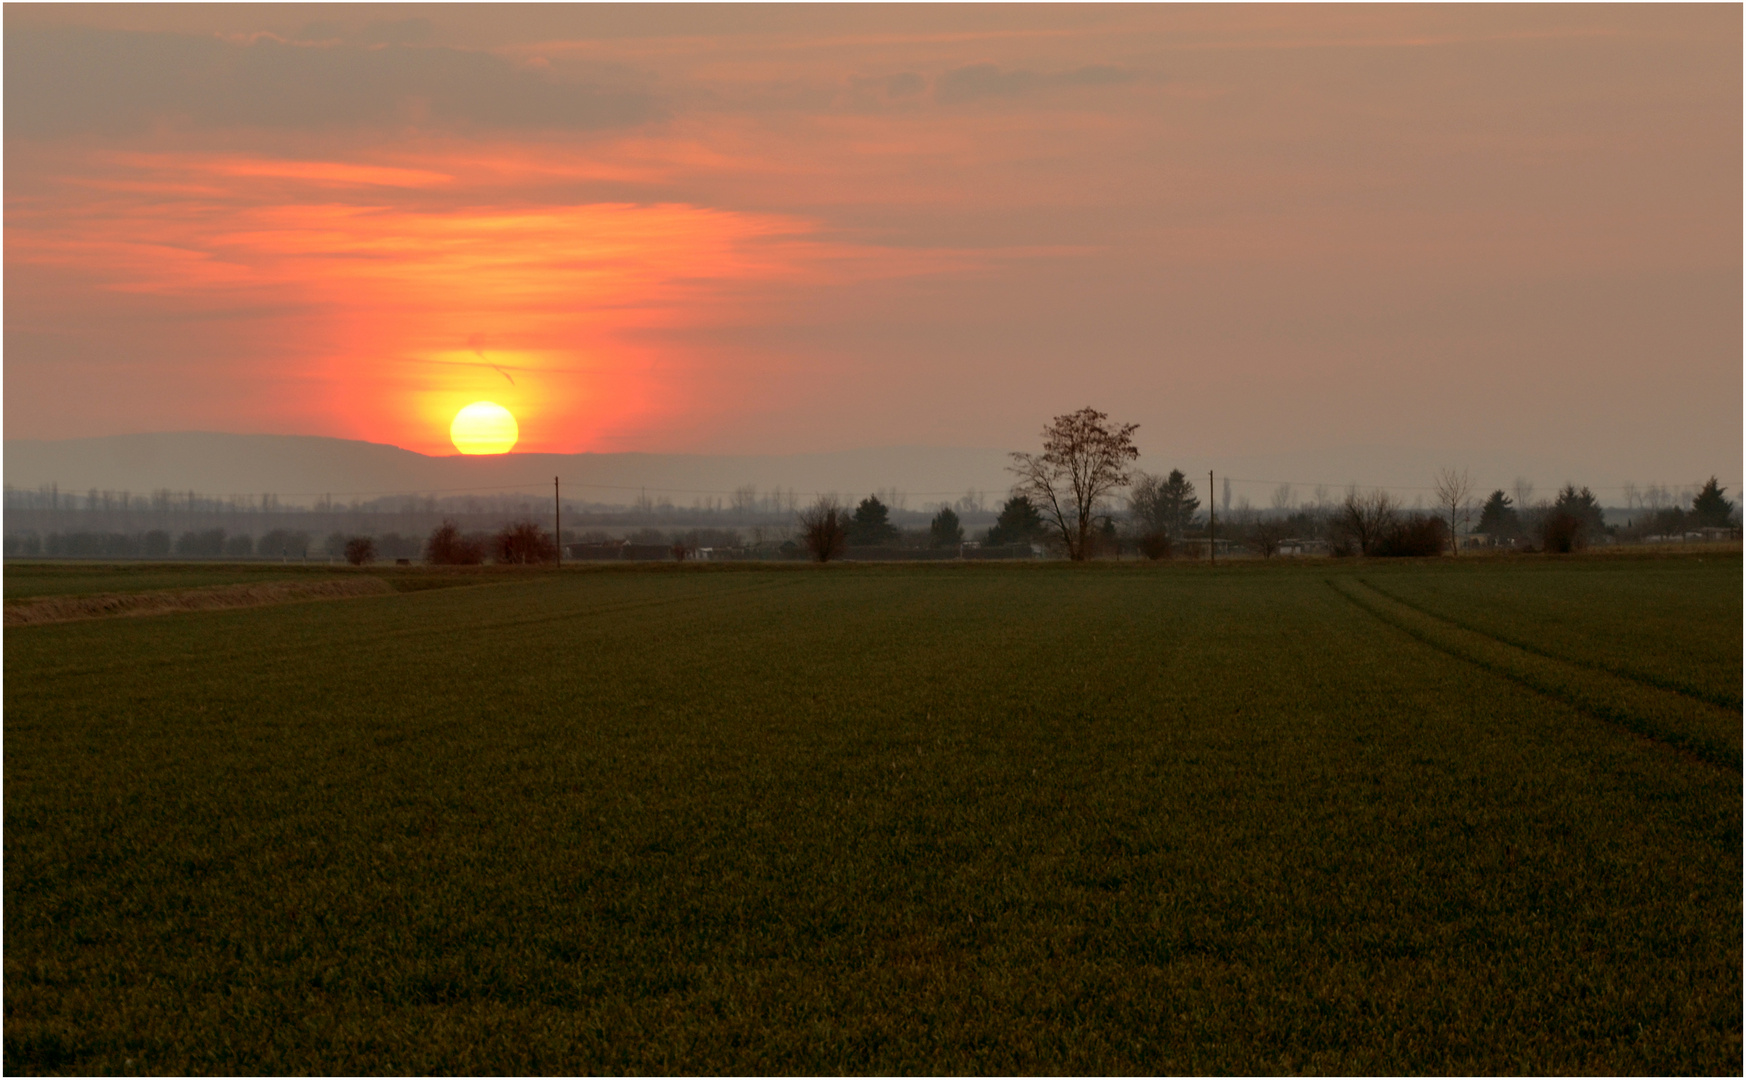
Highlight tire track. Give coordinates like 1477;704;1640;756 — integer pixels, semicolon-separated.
1358;576;1741;712
1329;577;1740;772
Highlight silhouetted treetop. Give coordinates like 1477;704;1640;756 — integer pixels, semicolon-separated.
1009;407;1139;562
1692;476;1735;527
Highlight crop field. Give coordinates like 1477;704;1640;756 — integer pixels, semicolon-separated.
5;554;1740;1074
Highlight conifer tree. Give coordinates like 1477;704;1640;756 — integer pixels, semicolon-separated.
1692;476;1735;527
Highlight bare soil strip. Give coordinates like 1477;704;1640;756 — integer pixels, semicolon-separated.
1330;576;1741;772
4;577;393;627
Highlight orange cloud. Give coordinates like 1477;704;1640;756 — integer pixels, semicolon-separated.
7;149;981;453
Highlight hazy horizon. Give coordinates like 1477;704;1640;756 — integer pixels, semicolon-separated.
6;4;1740;483
4;430;1733;516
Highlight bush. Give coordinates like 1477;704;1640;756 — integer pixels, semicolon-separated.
492;521;557;564
344;536;376;566
1541;510;1584;554
1374;516;1447;557
1137;532;1173;560
225;534;254;557
797;497;848;563
1249;520;1290;558
426;520;486;565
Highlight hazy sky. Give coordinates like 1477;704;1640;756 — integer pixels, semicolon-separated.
5;4;1739;488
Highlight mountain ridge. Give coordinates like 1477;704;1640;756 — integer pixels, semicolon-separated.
3;432;1018;505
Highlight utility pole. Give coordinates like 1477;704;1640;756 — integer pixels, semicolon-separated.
1209;469;1216;565
554;476;561;568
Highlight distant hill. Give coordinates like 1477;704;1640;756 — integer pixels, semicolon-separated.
6;431;1681;512
2;432;1018;507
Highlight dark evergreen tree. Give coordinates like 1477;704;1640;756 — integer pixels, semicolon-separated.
1692;476;1735;527
848;495;899;546
1550;484;1607;544
1475;490;1520;537
1128;469;1200;541
986;495;1045;545
1157;469;1200;539
930;506;964;548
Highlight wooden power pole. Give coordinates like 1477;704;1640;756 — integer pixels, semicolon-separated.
1209;470;1215;565
554;476;561;567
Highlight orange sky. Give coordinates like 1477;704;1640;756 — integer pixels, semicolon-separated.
5;4;1739;482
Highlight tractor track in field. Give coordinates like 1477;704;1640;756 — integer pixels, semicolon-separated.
3;577;395;628
1356;576;1742;712
7;575;810;684
1329;577;1741;773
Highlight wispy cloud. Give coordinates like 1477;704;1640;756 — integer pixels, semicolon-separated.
4;26;655;137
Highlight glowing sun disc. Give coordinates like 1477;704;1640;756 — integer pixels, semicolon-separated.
451;401;519;455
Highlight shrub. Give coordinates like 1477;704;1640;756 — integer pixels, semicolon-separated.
344;536;376;566
426;520;486;565
797;497;848;562
1249;520;1290;558
1541;510;1584;554
492;521;557;564
1137;532;1173;560
1374;515;1447;557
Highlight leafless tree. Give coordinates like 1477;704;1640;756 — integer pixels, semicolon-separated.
343;536;376;566
796;496;848;562
426;519;486;565
731;485;758;516
493;520;558;564
1250;519;1290;558
1009;407;1140;561
1338;487;1398;556
1433;467;1475;556
1271;483;1294;514
1512;477;1537;512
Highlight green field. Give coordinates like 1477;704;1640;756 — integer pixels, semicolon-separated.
5;555;1740;1074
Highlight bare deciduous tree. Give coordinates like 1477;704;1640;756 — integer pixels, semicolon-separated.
426;519;486;565
1339;487;1398;556
343;536;375;566
1250;519;1290;558
494;520;558;564
731;485;758;516
1009;407;1140;561
1433;467;1475;556
1512;477;1537;512
796;496;848;562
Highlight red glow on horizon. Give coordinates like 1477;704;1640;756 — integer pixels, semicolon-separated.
8;150;904;454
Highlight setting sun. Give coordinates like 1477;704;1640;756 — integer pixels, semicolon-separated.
450;401;518;455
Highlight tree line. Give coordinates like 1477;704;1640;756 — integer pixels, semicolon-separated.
792;409;1739;562
7;410;1735;564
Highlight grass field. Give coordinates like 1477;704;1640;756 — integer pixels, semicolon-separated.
5;554;1740;1073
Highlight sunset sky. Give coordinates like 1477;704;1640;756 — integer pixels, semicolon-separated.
5;4;1739;488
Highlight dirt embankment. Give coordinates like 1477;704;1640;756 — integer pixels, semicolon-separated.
4;577;394;627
